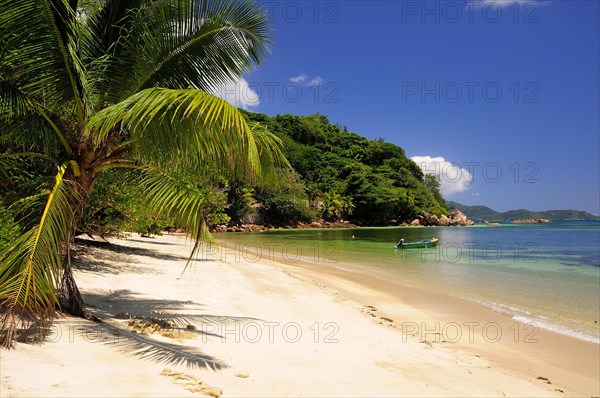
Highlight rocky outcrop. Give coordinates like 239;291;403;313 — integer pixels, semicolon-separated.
449;209;468;224
448;209;474;226
212;220;356;233
512;218;551;224
426;214;439;226
240;212;264;225
408;209;474;227
212;224;267;233
295;220;355;229
438;214;450;226
214;211;479;231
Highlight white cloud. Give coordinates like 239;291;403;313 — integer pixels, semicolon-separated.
411;155;473;196
211;78;260;110
289;74;327;86
308;76;325;86
289;74;308;83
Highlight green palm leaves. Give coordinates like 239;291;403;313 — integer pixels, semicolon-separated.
320;192;355;221
88;88;284;177
0;0;281;348
0;163;81;343
87;0;272;104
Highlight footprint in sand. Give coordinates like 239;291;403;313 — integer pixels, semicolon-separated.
161;369;223;397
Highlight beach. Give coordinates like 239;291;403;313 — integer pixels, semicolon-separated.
1;233;598;397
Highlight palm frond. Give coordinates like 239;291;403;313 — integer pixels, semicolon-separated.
80;0;145;66
248;122;290;185
0;80;72;155
0;152;59;197
0;152;58;167
0;154;16;181
91;167;216;276
95;0;271;103
134;168;214;243
0;80;39;119
0;0;85;121
79;0;143;113
87;88;272;180
0;162;81;348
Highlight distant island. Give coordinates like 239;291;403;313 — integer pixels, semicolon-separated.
447;201;600;222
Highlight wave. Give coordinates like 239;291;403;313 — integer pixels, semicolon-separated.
512;315;600;345
475;300;599;344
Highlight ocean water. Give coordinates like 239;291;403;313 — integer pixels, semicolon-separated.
216;221;600;344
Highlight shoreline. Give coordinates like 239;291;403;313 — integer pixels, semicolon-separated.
283;259;600;396
217;235;600;396
215;225;600;346
1;233;598;397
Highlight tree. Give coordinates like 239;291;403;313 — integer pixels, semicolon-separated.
320;192;354;221
423;174;446;208
240;111;447;225
226;185;257;224
256;169;314;225
0;0;285;347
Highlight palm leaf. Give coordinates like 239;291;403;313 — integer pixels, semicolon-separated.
91;167;215;276
87;88;286;181
0;80;72;156
79;0;144;112
0;162;81;348
94;0;272;104
0;152;58;166
135;168;214;242
0;0;85;121
247;122;290;185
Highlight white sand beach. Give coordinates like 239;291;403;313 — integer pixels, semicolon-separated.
1;234;597;397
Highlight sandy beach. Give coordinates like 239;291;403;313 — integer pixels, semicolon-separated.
1;233;598;397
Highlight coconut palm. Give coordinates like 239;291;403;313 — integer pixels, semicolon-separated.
0;0;285;347
320;192;354;221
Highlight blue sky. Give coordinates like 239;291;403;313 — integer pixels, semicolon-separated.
219;0;600;214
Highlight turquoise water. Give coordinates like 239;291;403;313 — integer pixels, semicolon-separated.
217;221;600;343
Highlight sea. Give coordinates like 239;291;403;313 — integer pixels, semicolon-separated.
216;221;600;344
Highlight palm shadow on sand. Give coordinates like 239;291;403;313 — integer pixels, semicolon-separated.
68;318;228;370
72;237;217;276
68;238;248;371
79;289;263;371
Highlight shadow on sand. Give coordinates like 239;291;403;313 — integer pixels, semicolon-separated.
78;289;262;370
67;238;244;370
72;238;217;275
66;318;228;370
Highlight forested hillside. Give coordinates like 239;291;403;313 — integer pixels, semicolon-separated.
240;112;447;225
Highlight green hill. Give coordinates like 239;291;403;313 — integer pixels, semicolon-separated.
241;112;447;225
446;201;599;221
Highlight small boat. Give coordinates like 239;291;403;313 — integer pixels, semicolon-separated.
395;238;438;249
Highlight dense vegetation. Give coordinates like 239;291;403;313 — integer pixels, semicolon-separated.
447;201;600;221
234;112;447;225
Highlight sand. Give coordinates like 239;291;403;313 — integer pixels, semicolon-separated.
1;233;598;397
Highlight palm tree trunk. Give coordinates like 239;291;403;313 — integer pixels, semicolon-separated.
57;231;96;320
57;162;99;321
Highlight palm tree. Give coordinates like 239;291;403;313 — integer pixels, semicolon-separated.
320;192;354;221
0;0;285;348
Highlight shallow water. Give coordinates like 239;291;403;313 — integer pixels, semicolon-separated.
217;221;600;343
